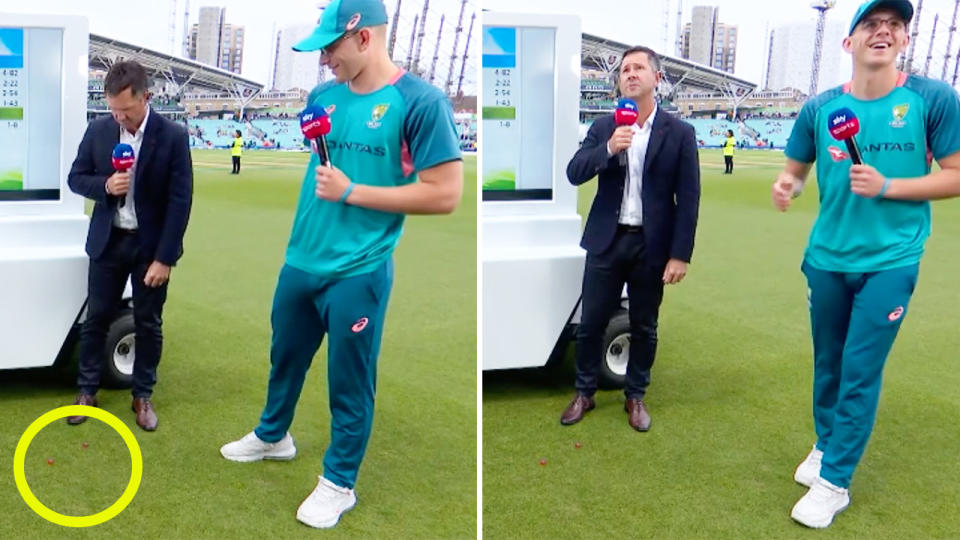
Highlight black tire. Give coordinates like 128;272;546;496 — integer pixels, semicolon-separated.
101;311;135;388
598;311;630;389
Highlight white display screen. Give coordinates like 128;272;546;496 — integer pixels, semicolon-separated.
0;27;63;201
482;26;555;201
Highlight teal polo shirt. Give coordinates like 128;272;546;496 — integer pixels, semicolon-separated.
285;71;462;278
786;74;960;272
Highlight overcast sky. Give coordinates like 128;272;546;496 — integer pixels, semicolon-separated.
483;0;960;88
9;0;960;94
5;0;477;92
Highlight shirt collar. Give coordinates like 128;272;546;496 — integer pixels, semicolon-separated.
631;104;658;131
125;106;150;138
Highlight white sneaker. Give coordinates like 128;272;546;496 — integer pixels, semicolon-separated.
296;476;357;529
793;445;823;487
220;431;296;462
790;477;850;528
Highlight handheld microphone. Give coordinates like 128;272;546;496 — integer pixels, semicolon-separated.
299;105;332;166
827;107;863;165
111;143;135;208
614;98;639;167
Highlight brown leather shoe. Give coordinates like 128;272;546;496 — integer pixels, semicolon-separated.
132;397;158;431
625;398;651;431
66;393;98;425
560;394;595;425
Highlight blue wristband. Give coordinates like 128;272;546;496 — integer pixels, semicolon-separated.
876;176;891;198
339;182;355;204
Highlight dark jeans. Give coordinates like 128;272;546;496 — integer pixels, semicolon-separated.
77;230;168;398
575;227;665;399
232;156;240;173
724;155;733;173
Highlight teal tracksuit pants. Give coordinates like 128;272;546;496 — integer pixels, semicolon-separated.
254;260;393;489
801;260;918;488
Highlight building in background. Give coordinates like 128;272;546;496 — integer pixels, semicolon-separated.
765;19;848;92
186;6;244;74
271;24;322;91
681;6;737;74
673;88;806;117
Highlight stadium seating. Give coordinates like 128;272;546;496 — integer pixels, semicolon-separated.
744;118;793;148
683;118;795;149
575;117;796;150
188;117;478;152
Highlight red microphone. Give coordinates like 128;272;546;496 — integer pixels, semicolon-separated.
614;98;639;166
299;105;332;166
827;107;863;164
111;143;135;207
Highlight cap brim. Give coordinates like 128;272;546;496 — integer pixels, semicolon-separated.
292;30;344;52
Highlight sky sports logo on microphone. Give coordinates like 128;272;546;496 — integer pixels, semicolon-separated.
299;105;331;138
828;108;860;140
615;98;639;126
111;143;135;170
826;107;863;164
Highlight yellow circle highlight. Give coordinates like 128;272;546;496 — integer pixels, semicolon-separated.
13;405;143;528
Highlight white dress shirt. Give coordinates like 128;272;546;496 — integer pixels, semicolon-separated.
611;104;657;226
113;107;150;230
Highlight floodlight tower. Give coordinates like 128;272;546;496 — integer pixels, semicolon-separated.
169;0;178;55
943;0;960;80
809;0;837;97
662;0;671;53
903;0;923;72
675;0;683;56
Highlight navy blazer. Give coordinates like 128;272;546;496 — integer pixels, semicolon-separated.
68;112;193;266
566;109;700;267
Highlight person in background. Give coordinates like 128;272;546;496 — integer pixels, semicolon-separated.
723;129;736;174
231;129;243;174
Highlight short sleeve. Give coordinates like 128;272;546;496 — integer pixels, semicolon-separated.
785;100;817;163
925;82;960;160
403;94;462;171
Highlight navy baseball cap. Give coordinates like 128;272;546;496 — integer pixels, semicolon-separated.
293;0;388;52
849;0;913;35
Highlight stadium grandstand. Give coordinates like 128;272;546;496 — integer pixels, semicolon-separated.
578;33;799;149
88;33;262;119
86;33;477;153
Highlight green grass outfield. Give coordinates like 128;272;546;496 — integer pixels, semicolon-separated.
0;150;476;539
483;149;960;539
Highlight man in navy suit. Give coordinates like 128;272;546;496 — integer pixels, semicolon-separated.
561;46;700;431
65;60;193;431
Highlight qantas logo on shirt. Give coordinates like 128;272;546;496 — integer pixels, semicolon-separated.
862;142;916;153
827;142;915;160
888;306;904;322
827;146;849;162
328;140;387;156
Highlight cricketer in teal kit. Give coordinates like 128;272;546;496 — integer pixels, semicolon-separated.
219;0;463;529
772;0;960;529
